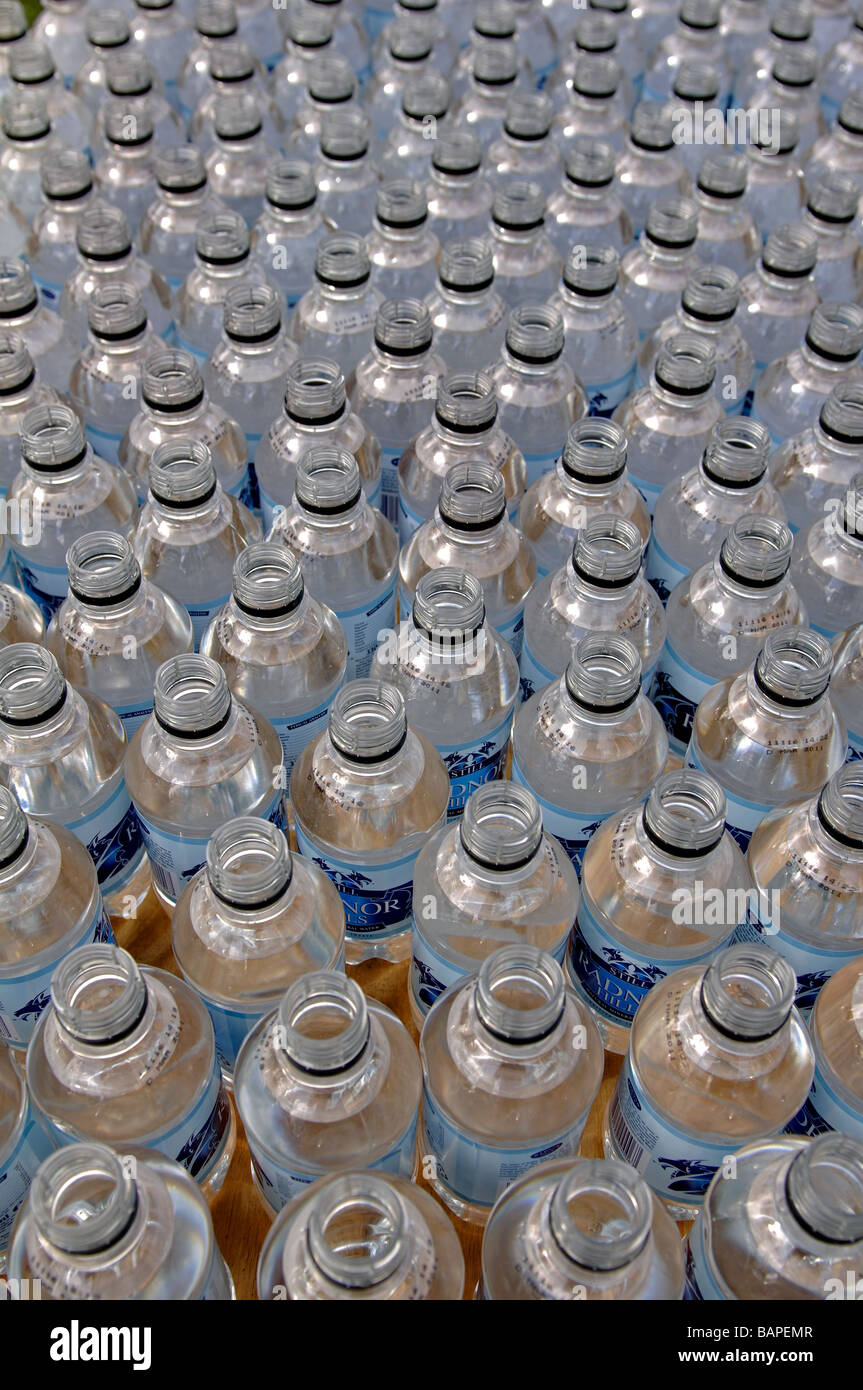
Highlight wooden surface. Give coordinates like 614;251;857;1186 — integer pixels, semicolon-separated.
116;887;630;1301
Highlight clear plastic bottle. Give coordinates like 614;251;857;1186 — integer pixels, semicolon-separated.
0;1039;55;1267
27;943;236;1197
743;110;807;243
74;8;132;115
200;542;346;777
0;92;62;224
131;439;261;648
487;93;563;200
420;944;603;1224
449;0;532;100
295;0;370;87
480;1155;685;1300
651;514;805;756
551;245;638;418
686;627;848;851
100;51;184;158
267;446;397;681
289;232;384;382
423;240;508;376
425;129;493;244
368;22;439;143
0;785;114;1051
257;1169;464;1300
513;629;666;881
546;138;633;259
520;513;665;700
552;54;628;158
614;101;692;242
235;969;421;1208
831;619;863;759
720;0;771;77
665;61;725;180
791;474;863;637
643;0;731;107
0;0;27;88
173;209;270;364
743;764;863;1015
364;182;441;303
488;303;585;490
172;816;345;1077
801;174;863;306
613;333;722;516
190;40;284;155
738;224;820;379
754;303;863;446
7;40;93;155
204;93;277;224
452;43;519;150
0;332;63;499
126;652;285;909
24;151;95;312
585;0;645;99
692;151;760;279
399;460;537;660
177;0;239;124
0;645;147;911
7;1141;235;1299
818;2;863;122
518;417;650;579
369;568;520;819
551;12;634;115
9;402;137;622
807;94;863;194
289;56;360;163
347;298;447;527
129;0;193;110
684;1131;863;1299
312;110;379;236
410;780;582;1020
230;0;282;71
733;0;813;108
486;182;563;312
269;9;334;127
647;417;783;602
786;954;863;1140
69;282;162;468
138;146;225;293
60;204;172;351
603;941;814;1218
46;531;194;739
396;370;525;545
0;258;73;394
204;283;299;466
378;69;452;184
377;0;458;74
250;160;328;311
256;356;382;528
771;385;863;536
749;49;826;162
618;195;702;342
629;0;680;52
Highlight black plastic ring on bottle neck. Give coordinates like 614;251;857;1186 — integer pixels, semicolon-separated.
159;175;208;196
0;821;28;870
718;549;785;589
493;214;544;232
318;270;370;289
682;302;735;324
150;478;218;509
218;123;262;139
234;587;304;620
653;369;713;397
438;273;494;294
198;248;248;267
0;367;35;395
413;617;484;645
804;332;861;364
696;180;743;201
752;662;824;708
143;388;204;413
642;806;723;859
820;416;863;447
571;555;639;589
0;682;67;727
109;131;153;148
49;182;94;202
69;572;142;608
701;459;766;490
373;335;432;357
503;125;549;142
323;146;369;162
286;403;345;427
629;135;672;153
646;231;697;251
26;444;88;474
226;323;281;345
155;702;232;740
298;488;362;516
440;503;506;531
816;794;863;851
329;727;407;763
783;1167;855;1246
761;259;812;279
563;459;626;485
211;873;292;913
434;159;482;177
92;322;147;343
283;1023;370;1076
64;991;150;1047
571;687;638;715
434;408;494;436
506;344;562;366
475;1000;564;1047
807;203;855;226
268;193;317;212
79;245;132;264
0;295;38;318
698;978;785;1044
563;277;615;299
4;127;49;141
377;210;427;229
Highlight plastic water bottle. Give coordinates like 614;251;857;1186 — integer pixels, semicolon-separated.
60;204;172;349
743;111;807;242
27;942;235;1196
832;620;863;759
100;52;184;153
646;416;782;603
267;446;398;680
256;356;382;529
365;181;441;302
643;0;731;107
257;1170;465;1300
738;224;820;380
720;0;771;77
74;8;133;115
512;632;666;879
423;240;507;375
0;1041;56;1266
138;147;225;293
807;94;863;193
550;245;638;418
369;568;520;819
489;304;585;490
452;44;519;149
743;764;863;1014
189;41;284;155
399;461;537;660
378;0;458;73
754;303;863;446
0;645;147;913
552;13;635;115
131;439;260;648
204;283;299;469
200;542;347;777
177;0;240;123
0;333;64;497
450;1;531;100
425;130;493;243
312;111;379;235
250;160;328;310
613;333;722;516
171;816;345;1077
129;0;193;111
818;3;863;121
488;94;563;199
786;953;863;1139
518;417;650;579
749;49;826;162
551;55;628;157
235;970;421;1209
420;944;603;1224
46;531;194;738
227;0;282;71
614;101;692;242
604;941;814;1218
545;138;633;258
24;151;96;311
0;259;73;393
0;0;27;87
618;196;702;342
204;93;277;224
586;0;645;98
7;1141;235;1298
126;652;285;908
666;62;726;181
486;183;563;311
289;56;360;161
347;298;447;527
0;785;113;1050
692;152;760;278
7;40;93;154
733;0;814;107
396;370;525;545
650;514;805;757
630;0;681;53
289;232;383;381
269;10;335;126
297;0;371;87
0;93;62;223
9;403;137;622
801;174;863;305
173;209;270;363
686;627;847;851
69;283;162;468
683;1133;863;1299
520;514;665;700
480;1156;686;1300
791;474;863;637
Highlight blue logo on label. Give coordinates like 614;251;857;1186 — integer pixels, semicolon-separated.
310;858;412;933
655;1155;719;1196
88;803;143;887
412;955;448;1013
650;668;696;750
175;1085;230;1180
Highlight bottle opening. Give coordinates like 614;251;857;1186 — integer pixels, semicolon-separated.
284;357;346;426
805;303;863;366
644;197;699;251
653;333;716;396
642;769;727;858
412;567;486;642
76;204;132;263
548;1159;653;1272
195;210;249;266
51;945;149;1045
699;943;796;1042
328;679;407;763
320;109;369;161
564;138;616;187
562;418;627;483
718;514;793;588
701;418;771;488
295;445;362;515
87;282;147;343
222;284;281;344
0;643;67;726
375;180;427;230
155;145;208;196
817;765;863;851
761;223;817;278
460;781;543;871
0;783;28;868
231;542;304;618
565;633;642;713
30;1145;139;1256
373;298;433;358
439;460;507;531
571;514;644;588
785;1135;863;1246
207;816;292;910
21;402;87;473
314;233;370;289
0;259;39;318
492;181;545;233
305;1176;410;1288
474;946;565;1045
435;371;497;434
563;244;618;298
438;240;494;294
142;349;204;413
0;331;35;395
265;159;317;212
753;628;833;707
153;653;232;738
820;384;863;447
148;438;217;509
277;971;370;1074
681;265;740;324
505;304;564;365
66;531;142;608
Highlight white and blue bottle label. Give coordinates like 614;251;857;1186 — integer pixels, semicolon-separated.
113;698;156;738
186;594;231;649
608;1056;735;1205
10;550;67;622
84;421;125;468
397;489;426;548
586;366;637;418
67;779;144;896
644;533;688;606
523;449;561;491
437;711;513;818
685;742;772;852
295;828;416;941
650;644;713;756
733;906;856;1014
201;997;264;1077
785;1060;863;1142
517;635;556;706
136;791;287;905
510;759;608;878
30;272;63;309
0;1113;56;1251
0;904;114;1048
845;727;863;762
154;1060;232;1185
251;1112;417;1211
626;470;664;518
272;697;334;781
379;446;401;526
495;609;525;663
337;582;397;682
683;1215;727;1301
362;4;392;40
421;1086;587;1210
